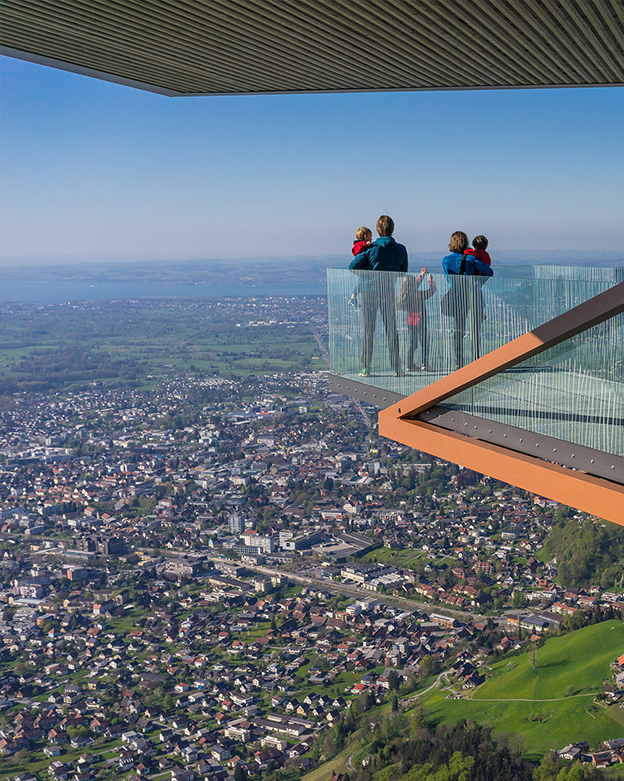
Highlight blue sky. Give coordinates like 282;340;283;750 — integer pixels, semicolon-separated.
1;55;623;263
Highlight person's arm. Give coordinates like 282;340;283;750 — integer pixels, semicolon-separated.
422;278;437;300
442;255;454;286
466;257;493;277
349;249;371;270
400;247;409;273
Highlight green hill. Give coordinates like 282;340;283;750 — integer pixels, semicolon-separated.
417;620;624;759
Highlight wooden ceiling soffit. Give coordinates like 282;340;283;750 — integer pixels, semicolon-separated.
378;281;624;525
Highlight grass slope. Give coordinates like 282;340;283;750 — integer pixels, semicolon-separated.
302;749;349;781
418;621;624;760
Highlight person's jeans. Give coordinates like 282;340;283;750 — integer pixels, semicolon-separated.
360;279;401;373
408;318;428;368
450;278;485;369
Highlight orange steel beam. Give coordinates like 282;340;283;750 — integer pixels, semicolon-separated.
381;417;624;526
377;279;624;523
382;279;624;420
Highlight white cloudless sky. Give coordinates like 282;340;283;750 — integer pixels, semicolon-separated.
1;56;623;263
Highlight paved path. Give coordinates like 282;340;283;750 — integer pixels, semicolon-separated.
421;671;450;695
471;692;599;703
401;671;450;708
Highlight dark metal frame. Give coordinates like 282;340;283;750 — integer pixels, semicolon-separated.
328;374;624;484
419;405;624;485
327;374;403;408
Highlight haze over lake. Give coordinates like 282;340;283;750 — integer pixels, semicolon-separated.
0;252;622;303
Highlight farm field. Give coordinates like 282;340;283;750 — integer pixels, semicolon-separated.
0;296;329;392
417;621;624;760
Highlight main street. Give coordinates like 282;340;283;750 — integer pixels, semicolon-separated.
8;529;486;625
204;556;484;623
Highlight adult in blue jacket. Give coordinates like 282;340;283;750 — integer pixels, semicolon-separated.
349;215;408;377
442;231;493;368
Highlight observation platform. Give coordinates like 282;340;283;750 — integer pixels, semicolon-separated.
4;1;624;520
327;266;624;522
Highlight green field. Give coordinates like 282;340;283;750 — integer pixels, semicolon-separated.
361;547;425;570
302;749;350;781
417;620;624;759
0;296;329;392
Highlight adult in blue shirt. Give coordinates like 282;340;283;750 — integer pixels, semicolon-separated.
442;231;493;368
349;215;408;377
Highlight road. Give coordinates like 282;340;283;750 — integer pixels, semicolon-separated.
12;530;483;625
312;328;330;363
208;557;483;623
7;526;478;624
400;670;451;709
352;398;372;429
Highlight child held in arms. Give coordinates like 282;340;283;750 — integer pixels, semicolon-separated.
464;234;492;270
349;226;373;307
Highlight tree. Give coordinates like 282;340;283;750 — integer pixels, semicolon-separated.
419;655;439;679
533;752;561;781
323;727;338;759
511;591;527;609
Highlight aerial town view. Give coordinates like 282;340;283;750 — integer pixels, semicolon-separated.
2;3;624;781
0;294;622;781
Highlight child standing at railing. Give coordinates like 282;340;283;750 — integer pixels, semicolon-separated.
398;268;436;372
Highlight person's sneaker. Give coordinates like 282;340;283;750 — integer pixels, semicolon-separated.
358;368;371;377
393;369;406;378
348;296;360;308
421;364;433;372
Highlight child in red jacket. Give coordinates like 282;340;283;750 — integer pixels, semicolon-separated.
352;226;372;257
349;227;372;307
464;234;492;268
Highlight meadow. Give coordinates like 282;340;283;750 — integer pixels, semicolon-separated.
417;620;624;759
0;296;329;392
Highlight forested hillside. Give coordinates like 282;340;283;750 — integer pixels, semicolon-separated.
345;719;603;781
545;516;624;589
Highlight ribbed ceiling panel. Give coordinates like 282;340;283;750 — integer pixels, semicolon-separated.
2;0;624;95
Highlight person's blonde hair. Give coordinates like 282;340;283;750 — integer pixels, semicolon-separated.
376;215;394;236
356;226;372;241
449;231;469;253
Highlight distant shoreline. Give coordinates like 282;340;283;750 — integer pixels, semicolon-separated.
0;280;329;304
0;252;622;304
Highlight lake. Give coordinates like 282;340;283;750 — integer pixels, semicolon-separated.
0;280;328;304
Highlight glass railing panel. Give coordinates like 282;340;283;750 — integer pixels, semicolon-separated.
327;268;613;399
444;311;624;458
